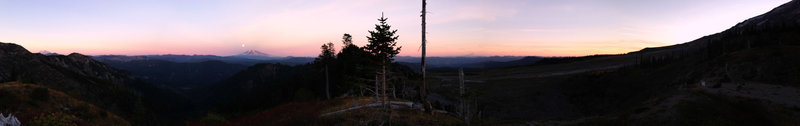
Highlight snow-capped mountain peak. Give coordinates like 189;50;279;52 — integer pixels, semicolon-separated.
238;50;270;57
37;50;60;56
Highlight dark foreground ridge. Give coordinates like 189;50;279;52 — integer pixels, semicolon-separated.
0;42;192;125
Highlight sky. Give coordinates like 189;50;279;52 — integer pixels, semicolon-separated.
0;0;791;57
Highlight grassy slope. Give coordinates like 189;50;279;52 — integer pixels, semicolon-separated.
526;46;800;125
421;45;800;125
0;82;130;125
563;89;799;126
188;97;462;126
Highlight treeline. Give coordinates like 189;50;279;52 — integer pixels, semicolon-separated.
199;15;419;120
706;22;800;58
313;15;419;102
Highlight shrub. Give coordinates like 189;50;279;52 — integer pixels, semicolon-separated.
28;112;79;126
199;112;226;123
0;90;19;106
293;88;315;102
30;87;49;101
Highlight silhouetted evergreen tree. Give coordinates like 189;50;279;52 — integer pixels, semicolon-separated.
342;33;354;46
336;33;374;96
315;42;335;99
316;42;336;63
364;13;401;107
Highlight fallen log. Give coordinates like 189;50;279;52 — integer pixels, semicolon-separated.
320;101;419;117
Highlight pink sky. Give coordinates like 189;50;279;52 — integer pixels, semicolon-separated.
0;0;790;57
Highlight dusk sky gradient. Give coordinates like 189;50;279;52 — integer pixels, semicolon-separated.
0;0;790;56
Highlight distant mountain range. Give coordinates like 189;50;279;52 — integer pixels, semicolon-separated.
93;58;248;90
91;51;310;92
394;56;526;66
396;56;543;71
95;50;539;69
94;53;313;66
91;52;540;91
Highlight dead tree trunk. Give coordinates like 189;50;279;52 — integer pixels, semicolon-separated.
325;64;330;99
459;68;465;117
382;63;387;109
393;85;397;99
420;0;433;114
459;68;469;124
375;74;379;103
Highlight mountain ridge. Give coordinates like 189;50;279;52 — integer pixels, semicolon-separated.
0;42;193;125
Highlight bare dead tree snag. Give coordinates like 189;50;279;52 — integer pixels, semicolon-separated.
326;64;330;99
459;68;470;124
383;64;387;109
420;0;433;115
375;74;379;103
